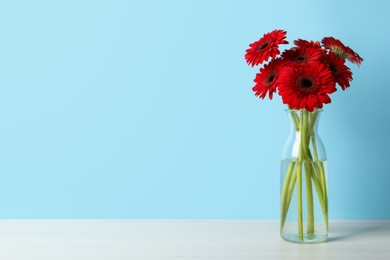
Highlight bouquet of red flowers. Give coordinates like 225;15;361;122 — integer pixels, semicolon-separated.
245;30;362;243
245;29;362;111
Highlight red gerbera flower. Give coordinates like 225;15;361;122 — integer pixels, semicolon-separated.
278;62;336;112
321;37;347;57
324;52;353;90
321;37;363;66
281;46;324;64
294;39;322;49
252;58;284;99
245;29;288;67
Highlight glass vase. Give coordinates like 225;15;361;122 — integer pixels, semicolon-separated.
280;109;328;243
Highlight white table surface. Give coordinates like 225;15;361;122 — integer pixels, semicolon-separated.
0;220;389;259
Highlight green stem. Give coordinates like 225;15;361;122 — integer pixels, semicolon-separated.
304;111;314;238
280;162;296;231
301;110;314;237
304;164;314;236
282;164;299;227
319;162;328;232
302;110;309;155
281;109;300;232
297;109;305;240
291;111;300;131
297;162;303;240
309;112;328;232
312;135;327;203
310;166;327;227
308;111;318;139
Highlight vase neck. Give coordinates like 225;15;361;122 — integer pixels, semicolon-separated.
283;109;326;161
286;109;322;134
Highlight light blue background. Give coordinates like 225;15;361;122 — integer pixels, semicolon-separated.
0;0;389;219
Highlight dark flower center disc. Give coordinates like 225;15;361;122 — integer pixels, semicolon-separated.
257;42;269;51
329;64;338;73
300;78;313;88
268;74;275;83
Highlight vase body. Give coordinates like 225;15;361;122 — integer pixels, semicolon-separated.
280;109;328;243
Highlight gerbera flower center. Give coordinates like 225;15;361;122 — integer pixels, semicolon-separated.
297;55;307;62
298;77;314;90
265;73;276;86
257;41;270;52
329;64;338;73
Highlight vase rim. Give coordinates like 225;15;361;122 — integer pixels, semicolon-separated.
285;108;323;112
